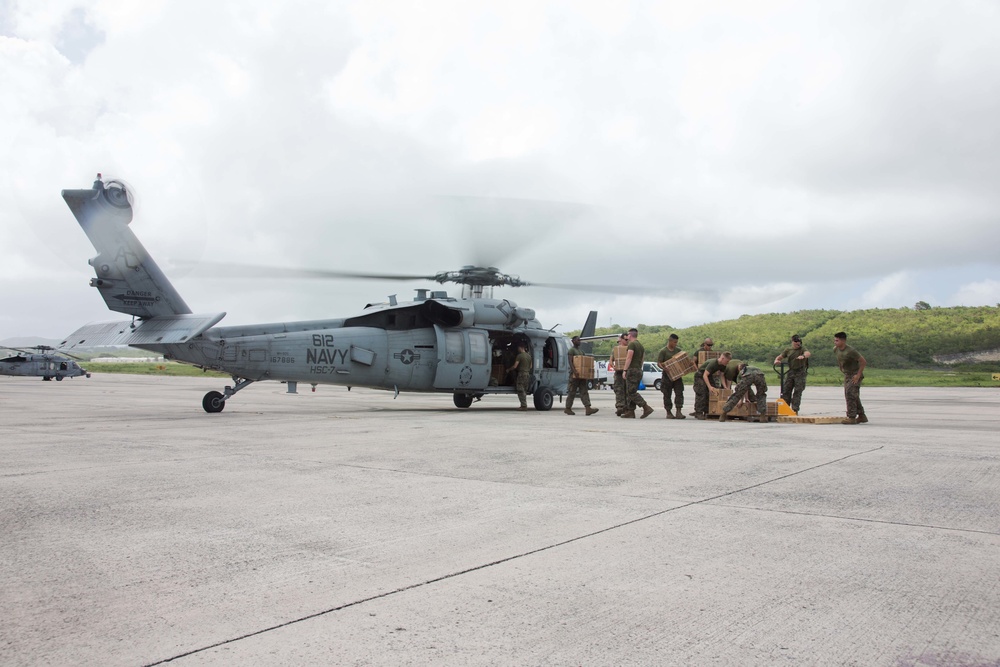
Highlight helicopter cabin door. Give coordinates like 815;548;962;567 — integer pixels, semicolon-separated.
432;326;491;390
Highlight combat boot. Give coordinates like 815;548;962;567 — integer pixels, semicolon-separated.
615;409;623;416
622;410;636;418
564;408;575;415
664;409;674;419
640;405;654;419
694;412;706;420
585;406;599;416
518;405;528;411
857;412;869;423
841;416;857;424
674;408;686;419
719;411;728;422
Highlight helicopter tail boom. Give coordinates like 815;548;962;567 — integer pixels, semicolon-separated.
62;177;192;318
59;312;227;350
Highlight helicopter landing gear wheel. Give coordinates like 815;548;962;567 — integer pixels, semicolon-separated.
43;376;52;381
203;390;226;413
453;393;474;409
532;385;554;411
56;376;64;381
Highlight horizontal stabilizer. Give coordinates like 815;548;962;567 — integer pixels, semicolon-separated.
60;313;226;349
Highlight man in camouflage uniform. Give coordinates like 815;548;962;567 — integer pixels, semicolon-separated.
511;342;532;411
834;331;868;424
565;336;598;416
609;334;629;416
774;335;811;414
655;334;686;419
622;328;654;419
719;362;769;422
721;357;742;389
697;338;723;388
693;351;731;419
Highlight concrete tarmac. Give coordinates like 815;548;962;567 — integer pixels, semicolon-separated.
1;375;999;666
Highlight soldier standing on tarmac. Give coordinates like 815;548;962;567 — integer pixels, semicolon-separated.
656;334;686;419
622;328;654;419
719;362;769;423
565;336;598;416
692;352;731;419
511;342;532;411
775;335;811;414
608;334;629;415
834;332;868;424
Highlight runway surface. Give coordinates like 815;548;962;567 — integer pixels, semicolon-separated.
2;375;999;666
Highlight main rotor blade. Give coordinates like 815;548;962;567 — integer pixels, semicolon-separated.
525;281;720;300
176;261;440;283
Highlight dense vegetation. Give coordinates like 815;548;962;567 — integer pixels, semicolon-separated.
574;306;1000;370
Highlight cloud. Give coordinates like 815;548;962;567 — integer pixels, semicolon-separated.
949;279;1000;307
1;1;999;339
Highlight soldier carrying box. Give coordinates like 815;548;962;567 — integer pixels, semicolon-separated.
656;334;688;419
564;336;598;416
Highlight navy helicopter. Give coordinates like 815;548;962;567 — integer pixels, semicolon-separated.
1;345;91;381
59;175;609;412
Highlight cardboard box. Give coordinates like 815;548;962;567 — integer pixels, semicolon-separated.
697;350;722;365
708;387;733;415
610;347;629;370
571;354;595;379
663;354;697;381
714;398;779;418
490;364;505;386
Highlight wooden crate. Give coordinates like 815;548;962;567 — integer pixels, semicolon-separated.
571;354;595;379
490;364;505;385
663;353;697;381
698;350;722;365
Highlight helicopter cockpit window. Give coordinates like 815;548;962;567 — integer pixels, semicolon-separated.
60;362;68;370
445;331;464;363
469;332;488;365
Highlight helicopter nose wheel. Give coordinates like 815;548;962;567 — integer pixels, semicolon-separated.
203;391;226;413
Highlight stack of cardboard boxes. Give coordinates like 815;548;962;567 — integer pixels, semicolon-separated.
709;387;778;419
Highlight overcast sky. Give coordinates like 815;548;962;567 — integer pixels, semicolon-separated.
2;1;999;342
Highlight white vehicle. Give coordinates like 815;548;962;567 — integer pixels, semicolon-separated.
641;361;662;390
588;360;661;390
587;359;609;390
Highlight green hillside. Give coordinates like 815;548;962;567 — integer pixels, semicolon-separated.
576;306;1000;370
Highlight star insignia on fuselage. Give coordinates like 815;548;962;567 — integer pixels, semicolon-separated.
393;349;419;365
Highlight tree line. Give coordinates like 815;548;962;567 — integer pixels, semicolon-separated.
573;306;1000;369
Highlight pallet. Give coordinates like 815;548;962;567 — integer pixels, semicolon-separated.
775;416;845;424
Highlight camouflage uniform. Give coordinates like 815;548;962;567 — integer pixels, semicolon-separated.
778;345;809;413
624;340;649;411
514;350;532;408
565;344;592;410
656;345;685;412
836;344;865;419
693;358;726;415
613;369;627;413
723;366;768;416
